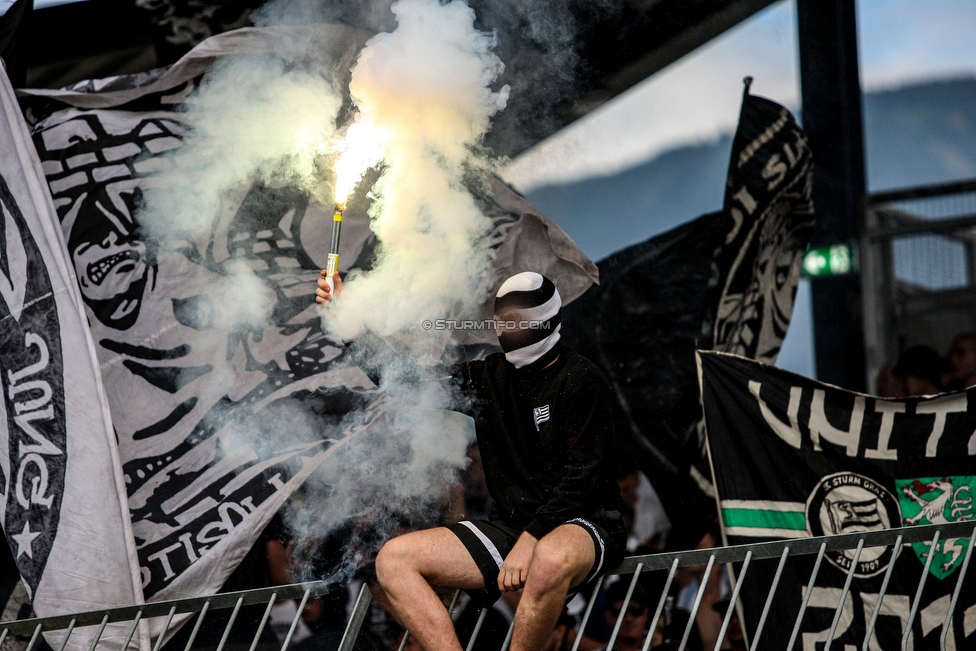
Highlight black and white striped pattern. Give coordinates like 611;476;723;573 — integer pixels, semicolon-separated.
494;272;562;368
532;404;550;430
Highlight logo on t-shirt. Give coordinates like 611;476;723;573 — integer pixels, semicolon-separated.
533;404;550;431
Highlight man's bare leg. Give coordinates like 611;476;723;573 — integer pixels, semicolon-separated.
375;528;485;651
509;525;595;651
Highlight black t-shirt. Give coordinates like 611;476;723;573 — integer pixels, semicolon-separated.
452;344;625;541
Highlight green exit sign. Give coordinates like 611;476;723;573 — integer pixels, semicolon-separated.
802;244;854;277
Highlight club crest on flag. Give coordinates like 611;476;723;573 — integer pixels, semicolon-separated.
806;472;900;577
533;405;550;431
896;476;974;579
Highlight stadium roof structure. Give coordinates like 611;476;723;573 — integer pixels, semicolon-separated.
21;0;779;157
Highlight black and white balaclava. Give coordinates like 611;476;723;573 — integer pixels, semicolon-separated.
494;272;562;368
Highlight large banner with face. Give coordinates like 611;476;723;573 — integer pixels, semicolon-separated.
10;23;598;629
699;351;976;650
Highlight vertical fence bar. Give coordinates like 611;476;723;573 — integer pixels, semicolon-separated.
499;620;515;651
216;597;244;651
280;589;312;651
940;528;976;651
713;551;752;651
152;605;179;651
120;611;144;651
397;631;411;651
464;608;489;651
750;545;792;651
25;623;43;651
643;559;679;651
55;618;77;651
863;535;903;651
247;593;278;651
87;614;110;651
570;576;605;651
338;583;373;651
606;563;645;651
184;600;211;651
786;542;827;651
0;628;9;649
902;530;941;651
678;555;715;651
824;539;864;651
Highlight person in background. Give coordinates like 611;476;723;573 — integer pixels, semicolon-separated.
541;611;577;651
874;362;905;398
892;345;946;396
599;580;652;651
710;597;745;651
947;333;976;391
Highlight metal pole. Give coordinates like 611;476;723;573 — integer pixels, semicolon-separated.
281;590;312;651
571;576;605;651
606;563;644;651
712;551;752;651
120;611;143;651
247;593;278;651
643;559;679;651
863;534;902;651
338;584;373;651
902;531;941;651
151;606;178;651
464;608;489;651
215;597;244;651
678;556;715;651
786;543;827;651
183;601;211;651
25;623;43;651
55;618;77;651
940;528;976;651
87;614;110;651
750;546;791;651
824;539;863;651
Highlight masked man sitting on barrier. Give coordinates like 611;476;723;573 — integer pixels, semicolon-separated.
316;269;626;651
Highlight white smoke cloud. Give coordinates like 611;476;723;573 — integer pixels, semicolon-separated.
131;0;510;580
321;0;510;355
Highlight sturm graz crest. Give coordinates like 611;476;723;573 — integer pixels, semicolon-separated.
0;173;67;598
806;472;901;578
896;476;975;579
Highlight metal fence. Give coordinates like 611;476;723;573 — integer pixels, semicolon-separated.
860;178;976;389
3;520;974;651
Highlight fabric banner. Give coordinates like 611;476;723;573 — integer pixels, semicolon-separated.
8;23;597;631
0;61;147;650
561;88;814;547
699;351;976;650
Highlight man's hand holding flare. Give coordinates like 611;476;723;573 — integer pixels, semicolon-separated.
316;270;343;304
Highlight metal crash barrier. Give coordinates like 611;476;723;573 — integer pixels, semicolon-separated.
2;522;973;651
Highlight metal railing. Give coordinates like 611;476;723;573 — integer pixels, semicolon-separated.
860;177;976;389
3;521;974;651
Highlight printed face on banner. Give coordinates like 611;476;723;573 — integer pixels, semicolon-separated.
30;104;357;597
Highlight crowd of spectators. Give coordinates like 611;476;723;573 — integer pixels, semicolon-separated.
875;332;976;397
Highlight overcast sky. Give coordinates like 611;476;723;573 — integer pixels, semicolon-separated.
500;0;976;380
502;0;976;193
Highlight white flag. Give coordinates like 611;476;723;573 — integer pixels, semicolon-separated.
0;63;148;651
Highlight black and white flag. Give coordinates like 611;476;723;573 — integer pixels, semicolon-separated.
561;88;814;548
0;62;147;650
700;351;976;650
9;23;598;634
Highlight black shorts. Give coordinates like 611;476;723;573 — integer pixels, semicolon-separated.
446;517;623;607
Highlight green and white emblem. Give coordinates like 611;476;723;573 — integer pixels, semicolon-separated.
896;476;975;579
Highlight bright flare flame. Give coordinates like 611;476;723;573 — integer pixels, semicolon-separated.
333;117;387;206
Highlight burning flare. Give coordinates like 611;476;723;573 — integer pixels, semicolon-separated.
325;114;388;292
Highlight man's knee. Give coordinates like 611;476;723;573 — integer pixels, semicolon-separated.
529;537;586;588
376;536;415;585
